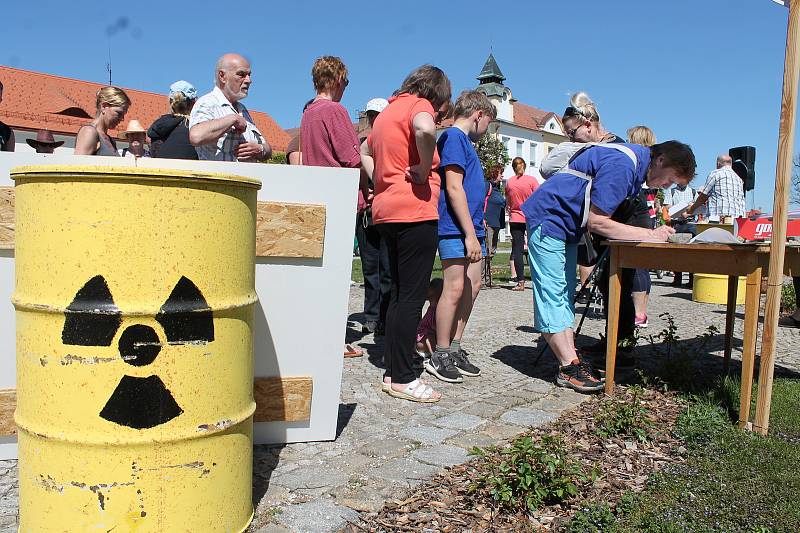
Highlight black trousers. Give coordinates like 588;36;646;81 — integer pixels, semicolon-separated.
377;221;438;384
670;221;697;285
597;262;637;342
596;203;651;344
794;276;800;309
510;222;527;283
355;213;390;324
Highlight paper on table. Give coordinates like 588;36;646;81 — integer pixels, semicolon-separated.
668;200;691;218
689;227;740;244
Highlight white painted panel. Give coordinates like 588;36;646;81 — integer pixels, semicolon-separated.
0;153;357;458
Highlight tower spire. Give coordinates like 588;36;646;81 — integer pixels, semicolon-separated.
476;53;505;85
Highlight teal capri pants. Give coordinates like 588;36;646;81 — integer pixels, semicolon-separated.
527;225;577;334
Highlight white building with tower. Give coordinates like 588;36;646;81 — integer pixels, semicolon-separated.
474;54;567;179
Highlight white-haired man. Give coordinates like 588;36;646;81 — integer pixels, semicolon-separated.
189;53;271;162
686;154;745;223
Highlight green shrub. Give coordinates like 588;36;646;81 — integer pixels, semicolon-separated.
782;281;796;313
471;435;589;511
594;386;653;442
567;503;617;532
262;151;286;164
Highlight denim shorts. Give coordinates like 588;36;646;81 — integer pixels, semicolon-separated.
438;235;487;260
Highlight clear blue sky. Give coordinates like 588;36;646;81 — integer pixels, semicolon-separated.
3;0;795;210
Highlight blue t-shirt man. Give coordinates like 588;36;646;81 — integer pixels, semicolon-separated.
436;128;486;238
522;144;650;243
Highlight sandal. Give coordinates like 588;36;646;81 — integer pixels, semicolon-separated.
382;376;428;392
511;282;526;291
385;379;441;403
344;344;364;358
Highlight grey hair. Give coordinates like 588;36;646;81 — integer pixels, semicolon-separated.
214;53;249;87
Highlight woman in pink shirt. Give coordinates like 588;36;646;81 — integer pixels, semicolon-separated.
505;157;539;291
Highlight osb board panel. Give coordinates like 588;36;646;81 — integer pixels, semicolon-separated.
253;376;313;423
256;201;325;259
0;187;13;250
0;389;15;436
0;189;327;259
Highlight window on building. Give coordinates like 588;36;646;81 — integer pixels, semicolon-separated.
516;140;524;157
529;142;537;166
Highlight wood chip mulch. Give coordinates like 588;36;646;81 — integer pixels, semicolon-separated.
343;386;687;533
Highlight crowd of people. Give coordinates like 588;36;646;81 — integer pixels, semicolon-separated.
2;53;791;403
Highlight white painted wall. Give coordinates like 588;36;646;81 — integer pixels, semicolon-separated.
496;124;546;181
0;152;358;459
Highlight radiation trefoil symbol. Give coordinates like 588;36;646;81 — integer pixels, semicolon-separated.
62;275;214;429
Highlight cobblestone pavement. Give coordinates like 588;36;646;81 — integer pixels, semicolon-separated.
2;278;799;532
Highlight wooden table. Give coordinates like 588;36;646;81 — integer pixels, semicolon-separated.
604;241;800;428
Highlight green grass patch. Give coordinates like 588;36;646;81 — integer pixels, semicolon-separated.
571;379;800;533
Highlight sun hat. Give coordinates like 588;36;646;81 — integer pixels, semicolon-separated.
365;98;389;114
120;119;146;139
26;129;64;148
169;80;197;100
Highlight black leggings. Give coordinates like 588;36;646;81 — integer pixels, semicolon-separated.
510;222;527;283
378;221;438;384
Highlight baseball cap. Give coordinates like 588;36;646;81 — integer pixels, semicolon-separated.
169;80;197;100
365;98;389;114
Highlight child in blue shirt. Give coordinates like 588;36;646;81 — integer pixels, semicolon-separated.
425;90;496;383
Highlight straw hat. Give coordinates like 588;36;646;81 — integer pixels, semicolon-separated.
120;119;146;139
26;129;64;149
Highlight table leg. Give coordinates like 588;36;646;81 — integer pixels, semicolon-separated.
723;275;739;374
738;268;762;429
605;249;621;394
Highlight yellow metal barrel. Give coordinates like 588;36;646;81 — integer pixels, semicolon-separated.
693;273;746;305
11;166;260;532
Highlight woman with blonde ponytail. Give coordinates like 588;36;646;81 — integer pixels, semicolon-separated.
74;86;130;156
562;92;623;144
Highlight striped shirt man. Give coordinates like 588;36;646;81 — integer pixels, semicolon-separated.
698;165;746;220
189;86;266;161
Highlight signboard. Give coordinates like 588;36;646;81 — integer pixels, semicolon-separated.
736;216;800;240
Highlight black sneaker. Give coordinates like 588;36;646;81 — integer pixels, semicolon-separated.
451;349;481;377
556;359;604;393
424;350;463;383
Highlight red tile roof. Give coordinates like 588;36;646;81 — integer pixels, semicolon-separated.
0;66;290;152
435;102;561;134
511;102;562;132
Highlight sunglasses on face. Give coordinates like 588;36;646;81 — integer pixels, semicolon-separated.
566;121;586;139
